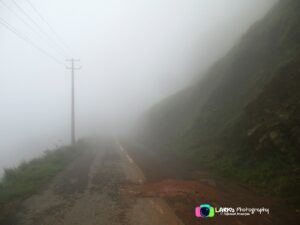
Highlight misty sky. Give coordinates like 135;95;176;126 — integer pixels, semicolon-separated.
0;0;276;172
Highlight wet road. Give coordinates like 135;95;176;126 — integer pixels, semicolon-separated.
16;139;299;225
17;140;183;225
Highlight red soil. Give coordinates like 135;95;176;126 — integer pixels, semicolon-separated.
120;179;219;201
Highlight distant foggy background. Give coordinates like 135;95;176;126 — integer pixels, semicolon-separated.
0;0;276;173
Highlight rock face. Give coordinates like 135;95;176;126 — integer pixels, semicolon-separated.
140;0;300;204
245;58;300;159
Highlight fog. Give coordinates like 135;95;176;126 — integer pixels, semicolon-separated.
0;0;276;172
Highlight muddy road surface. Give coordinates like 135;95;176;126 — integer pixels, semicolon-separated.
16;140;183;225
16;139;299;225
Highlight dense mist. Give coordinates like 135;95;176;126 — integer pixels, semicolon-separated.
0;0;276;173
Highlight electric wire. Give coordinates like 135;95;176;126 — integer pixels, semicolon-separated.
0;0;66;58
0;16;65;66
25;0;73;55
0;0;34;31
11;0;70;57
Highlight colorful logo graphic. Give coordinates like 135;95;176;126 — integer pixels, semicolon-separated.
195;204;215;218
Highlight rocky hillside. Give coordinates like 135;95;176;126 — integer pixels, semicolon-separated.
140;0;300;205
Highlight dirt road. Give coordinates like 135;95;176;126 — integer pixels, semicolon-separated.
16;139;299;225
16;140;184;225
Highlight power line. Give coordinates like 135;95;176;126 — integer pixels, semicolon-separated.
0;0;66;58
0;16;65;66
25;0;73;55
0;0;33;30
11;0;70;57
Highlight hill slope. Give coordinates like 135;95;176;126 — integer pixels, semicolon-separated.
141;0;300;205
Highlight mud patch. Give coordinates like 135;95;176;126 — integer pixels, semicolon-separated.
120;179;218;200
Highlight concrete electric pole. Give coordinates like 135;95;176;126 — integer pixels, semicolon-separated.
66;58;81;145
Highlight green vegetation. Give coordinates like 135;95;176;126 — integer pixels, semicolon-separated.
141;0;300;206
0;141;85;224
186;147;299;205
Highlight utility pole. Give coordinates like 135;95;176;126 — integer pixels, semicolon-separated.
66;58;81;145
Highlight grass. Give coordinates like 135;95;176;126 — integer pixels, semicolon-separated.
187;149;300;207
0;140;85;224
